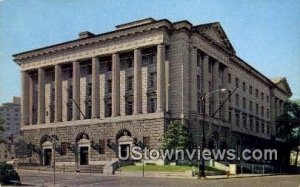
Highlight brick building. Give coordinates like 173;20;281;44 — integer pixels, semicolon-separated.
13;18;292;169
0;97;21;161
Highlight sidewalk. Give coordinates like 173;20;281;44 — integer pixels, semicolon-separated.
18;168;278;180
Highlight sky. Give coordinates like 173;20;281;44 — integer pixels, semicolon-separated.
0;0;299;104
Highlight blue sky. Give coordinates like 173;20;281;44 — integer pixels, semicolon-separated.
0;0;299;104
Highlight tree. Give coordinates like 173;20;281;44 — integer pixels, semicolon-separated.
161;120;193;151
276;100;300;166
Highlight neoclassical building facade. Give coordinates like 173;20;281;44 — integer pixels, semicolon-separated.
13;18;292;169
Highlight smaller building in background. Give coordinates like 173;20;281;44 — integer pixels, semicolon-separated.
0;96;21;161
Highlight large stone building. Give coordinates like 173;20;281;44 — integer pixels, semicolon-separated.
13;18;292;169
0;97;21;161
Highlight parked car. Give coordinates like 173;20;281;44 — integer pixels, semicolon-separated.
0;162;21;185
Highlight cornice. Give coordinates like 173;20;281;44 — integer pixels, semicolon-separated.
13;20;173;62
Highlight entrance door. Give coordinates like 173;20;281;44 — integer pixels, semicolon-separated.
80;147;89;165
44;149;52;166
120;144;130;158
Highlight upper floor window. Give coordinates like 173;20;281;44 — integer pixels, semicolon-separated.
242;82;246;92
242;97;246;109
235;111;240;126
197;75;201;90
149;72;157;89
87;83;92;97
261;92;264;101
266;95;270;103
235;77;239;88
249;101;253;112
235;94;239;106
127;76;133;91
107;79;112;93
255;89;259;98
228;73;232;84
107;62;112;71
256;103;259;115
148;97;157;113
249;85;253;95
126;98;133;115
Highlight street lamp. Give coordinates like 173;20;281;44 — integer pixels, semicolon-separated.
198;88;228;179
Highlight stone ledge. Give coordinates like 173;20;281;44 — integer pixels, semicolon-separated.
21;112;165;130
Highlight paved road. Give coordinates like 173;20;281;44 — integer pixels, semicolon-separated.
17;170;300;187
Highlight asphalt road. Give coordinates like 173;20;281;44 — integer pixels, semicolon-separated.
17;170;300;187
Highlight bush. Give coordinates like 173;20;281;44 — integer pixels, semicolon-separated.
0;163;20;184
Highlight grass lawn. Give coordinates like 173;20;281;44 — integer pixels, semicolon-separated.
119;165;193;172
119;164;225;174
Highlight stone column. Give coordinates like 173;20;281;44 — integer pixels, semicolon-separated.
91;57;100;118
213;61;220;118
190;47;198;113
156;44;166;112
28;75;33;125
72;61;81;120
112;53;120;117
55;65;62;122
203;55;209;116
37;68;45;124
223;67;229;121
21;71;30;126
134;49;142;115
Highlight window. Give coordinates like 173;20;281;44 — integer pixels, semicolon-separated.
261;92;264;101
107;79;112;93
242;97;246;109
261;122;265;134
208;81;212;92
107;62;112;71
228;73;231;84
256;103;259;115
127;76;133;91
87;83;92;97
267;124;270;135
249;101;253;112
249;86;253;95
126;58;133;68
197;100;201;114
142;55;154;65
249;116;254;131
256;119;260;133
242;82;246;91
235;111;240;126
228;90;232;103
235;94;239;107
197;75;201;90
85;100;92;119
68;85;73;99
266;95;270;103
242;114;247;128
261;106;264;117
208;62;212;73
235;78;239;88
126;99;133;115
228;110;232;123
87;64;92;74
255;89;259;98
149;97;156;113
105;99;112;117
67;102;72;121
267;108;270;118
149;72;157;89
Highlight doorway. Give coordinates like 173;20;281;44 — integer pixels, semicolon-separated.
44;148;52;166
120;144;130;158
80;147;89;165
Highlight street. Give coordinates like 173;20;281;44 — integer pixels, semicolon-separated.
16;170;300;187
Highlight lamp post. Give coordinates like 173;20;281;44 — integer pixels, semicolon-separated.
198;88;227;179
